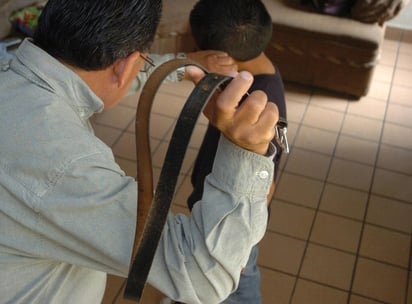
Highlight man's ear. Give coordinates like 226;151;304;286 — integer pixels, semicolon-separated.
112;51;140;88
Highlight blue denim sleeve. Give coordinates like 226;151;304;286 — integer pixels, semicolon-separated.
148;136;275;304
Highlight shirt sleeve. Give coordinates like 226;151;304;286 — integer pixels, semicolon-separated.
147;136;275;304
135;53;181;91
31;135;274;304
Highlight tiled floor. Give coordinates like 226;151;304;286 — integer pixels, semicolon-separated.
98;27;412;304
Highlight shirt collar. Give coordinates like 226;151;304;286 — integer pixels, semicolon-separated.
12;38;104;119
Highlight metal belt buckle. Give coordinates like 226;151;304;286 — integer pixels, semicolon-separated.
275;117;289;154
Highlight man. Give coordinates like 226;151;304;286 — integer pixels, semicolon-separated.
0;1;278;303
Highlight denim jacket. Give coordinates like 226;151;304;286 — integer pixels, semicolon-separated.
0;39;274;304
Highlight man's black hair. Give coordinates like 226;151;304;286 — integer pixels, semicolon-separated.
34;0;162;70
189;0;272;62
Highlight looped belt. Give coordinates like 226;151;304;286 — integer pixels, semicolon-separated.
123;58;232;302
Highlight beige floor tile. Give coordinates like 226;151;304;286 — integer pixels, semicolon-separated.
386;103;412;128
274;172;324;208
319;184;368;220
156;80;195;96
152;167;162;187
187;123;207;149
401;30;412;44
102;275;164;304
373;64;395;83
378;144;412;175
389;84;412;106
152;141;197;176
286;99;309;124
372;168;412;203
302;106;345;132
335;135;379;166
366;195;412;233
171;203;191;216
294;126;338;155
360;224;410;267
353;258;408;304
120;92;140;108
349;294;384;304
148;113;176;139
93;105;136;130
393;68;412;87
347;96;387;121
112;132;138;161
285;148;332;180
300;244;356;290
172;175;193;208
379;47;398;66
382;122;412;150
291;279;348;304
400;39;412;55
397;52;412;70
258;231;306;275
151;91;186;118
93;124;123;147
341;114;383;142
408;271;412;304
310;212;362;253
328;158;374;191
284;83;312;104
115;157;137;179
260;268;295;304
367;80;391;101
385;26;402;39
268;200;315;240
309;92;349;112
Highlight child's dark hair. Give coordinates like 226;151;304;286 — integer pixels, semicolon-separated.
189;0;272;61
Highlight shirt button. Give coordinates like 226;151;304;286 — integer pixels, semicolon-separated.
257;170;269;179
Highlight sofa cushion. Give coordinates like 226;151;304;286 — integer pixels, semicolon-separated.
311;0;356;16
262;0;383;48
351;0;409;25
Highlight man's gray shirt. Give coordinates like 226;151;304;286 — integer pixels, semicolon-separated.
0;39;274;304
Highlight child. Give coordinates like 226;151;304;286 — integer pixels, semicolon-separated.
186;0;287;302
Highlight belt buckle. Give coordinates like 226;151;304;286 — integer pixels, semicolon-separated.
275;117;289;154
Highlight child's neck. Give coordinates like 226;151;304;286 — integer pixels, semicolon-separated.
237;52;275;75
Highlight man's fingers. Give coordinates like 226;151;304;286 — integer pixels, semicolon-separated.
253;102;278;142
235;90;268;124
216;71;253;116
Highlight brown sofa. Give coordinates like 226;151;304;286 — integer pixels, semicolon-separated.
152;0;407;99
262;0;385;98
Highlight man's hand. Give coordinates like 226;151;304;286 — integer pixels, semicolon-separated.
186;50;237;80
204;71;279;156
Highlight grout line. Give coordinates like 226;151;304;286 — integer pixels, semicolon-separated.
347;27;405;303
287;89;352;303
263;228;411;271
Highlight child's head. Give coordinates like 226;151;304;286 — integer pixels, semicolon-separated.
189;0;272;62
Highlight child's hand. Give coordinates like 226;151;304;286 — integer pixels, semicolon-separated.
186;50;238;78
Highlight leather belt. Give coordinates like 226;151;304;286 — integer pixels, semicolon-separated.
123;58;232;302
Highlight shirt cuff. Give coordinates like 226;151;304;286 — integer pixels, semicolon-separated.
210;136;275;197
